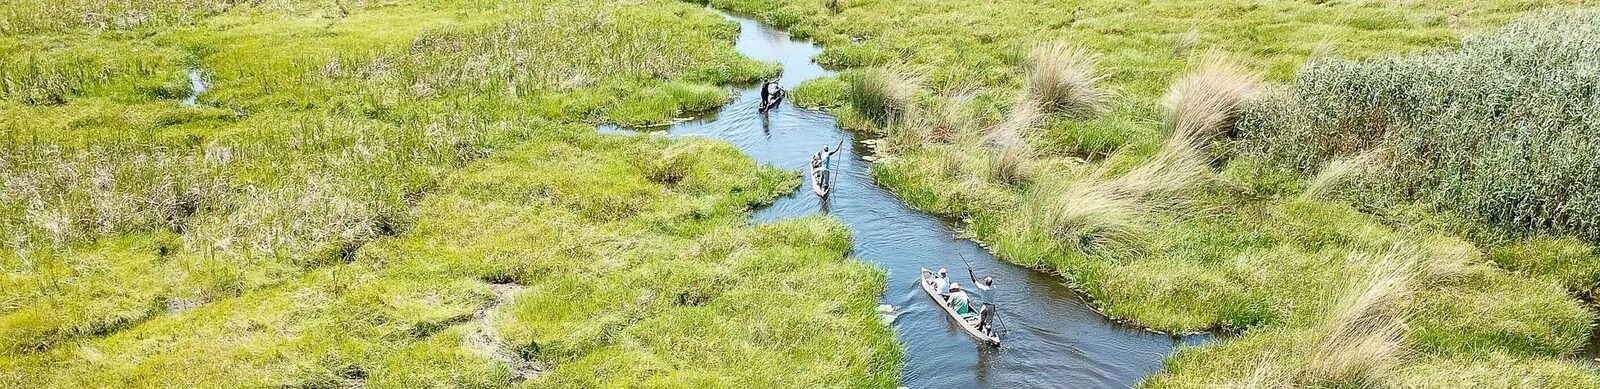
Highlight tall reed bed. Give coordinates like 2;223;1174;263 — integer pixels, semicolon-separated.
1241;10;1600;241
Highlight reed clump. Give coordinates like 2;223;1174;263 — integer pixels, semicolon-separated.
846;67;921;127
1241;10;1600;240
1161;53;1265;147
1022;41;1111;118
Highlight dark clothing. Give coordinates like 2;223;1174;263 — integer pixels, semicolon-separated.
759;82;783;112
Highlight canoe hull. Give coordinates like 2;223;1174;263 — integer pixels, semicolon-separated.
759;90;785;113
810;165;829;197
919;269;1000;346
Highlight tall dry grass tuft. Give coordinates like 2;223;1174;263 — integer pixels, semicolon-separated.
1162;53;1265;147
1032;132;1211;256
1023;41;1111;118
1031;183;1149;257
982;99;1042;147
924;92;978;144
1299;149;1381;200
1174;29;1202;54
989;139;1032;186
878;117;927;154
1107;138;1212;198
847;67;922;127
1300;249;1419;386
1418;237;1478;285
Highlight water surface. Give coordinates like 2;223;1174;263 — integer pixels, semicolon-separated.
603;10;1203;388
183;68;207;106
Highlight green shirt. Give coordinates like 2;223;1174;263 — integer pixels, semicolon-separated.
947;291;976;318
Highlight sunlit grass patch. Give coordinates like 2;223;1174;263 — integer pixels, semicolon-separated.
790;76;847;109
1488;236;1600;293
1;0;848;383
4;123;899;387
845;67;921;128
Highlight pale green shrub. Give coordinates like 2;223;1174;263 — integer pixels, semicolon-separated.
1242;10;1600;240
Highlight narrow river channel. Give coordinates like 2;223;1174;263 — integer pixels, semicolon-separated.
601;10;1205;388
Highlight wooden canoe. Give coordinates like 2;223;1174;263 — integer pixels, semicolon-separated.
810;163;829;197
759;89;785;113
919;268;1000;346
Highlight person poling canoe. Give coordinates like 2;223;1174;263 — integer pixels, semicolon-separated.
973;276;997;335
758;80;785;113
810;141;843;197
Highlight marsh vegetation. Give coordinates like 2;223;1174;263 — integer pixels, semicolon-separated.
711;0;1600;386
4;0;1600;387
2;0;896;387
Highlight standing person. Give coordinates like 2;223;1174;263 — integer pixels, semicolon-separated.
815;141;842;171
759;80;785;113
811;142;842;192
974;276;997;335
974;276;995;297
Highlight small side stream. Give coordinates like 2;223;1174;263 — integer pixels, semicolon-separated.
602;10;1203;388
182;68;208;106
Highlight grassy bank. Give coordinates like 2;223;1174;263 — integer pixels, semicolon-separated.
1;0;756;352
4;130;900;387
2;0;901;386
705;0;1600;387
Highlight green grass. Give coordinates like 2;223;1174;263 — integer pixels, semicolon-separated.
1;121;901;388
8;0;1600;387
701;0;1600;387
0;0;766;352
1;0;900;386
790;76;847;109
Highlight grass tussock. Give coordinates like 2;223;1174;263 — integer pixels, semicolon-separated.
1173;29;1201;54
846;67;921;127
1026;132;1210;257
1161;53;1265;147
1299;149;1380;200
1023;41;1111;118
1299;250;1418;386
988;140;1032;187
982;99;1043;147
877;87;981;153
923;91;978;144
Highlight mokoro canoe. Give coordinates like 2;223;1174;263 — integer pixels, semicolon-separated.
919;268;1000;346
810;162;829;197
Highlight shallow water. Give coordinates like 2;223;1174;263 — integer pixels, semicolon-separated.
602;10;1204;388
182;68;207;106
